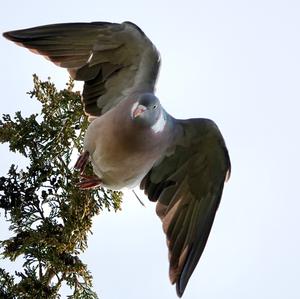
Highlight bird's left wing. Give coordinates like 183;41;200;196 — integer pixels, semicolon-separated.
140;118;231;297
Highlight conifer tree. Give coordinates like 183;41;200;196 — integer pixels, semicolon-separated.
0;75;122;298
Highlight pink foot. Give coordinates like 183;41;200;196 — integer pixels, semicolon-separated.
76;174;102;190
74;151;89;174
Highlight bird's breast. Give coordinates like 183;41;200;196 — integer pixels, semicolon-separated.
83;110;169;190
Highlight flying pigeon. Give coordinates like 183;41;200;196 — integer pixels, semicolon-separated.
3;21;231;297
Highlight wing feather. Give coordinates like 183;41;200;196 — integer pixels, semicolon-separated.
3;21;160;117
141;118;231;297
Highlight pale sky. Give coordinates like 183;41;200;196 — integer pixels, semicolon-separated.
1;1;300;298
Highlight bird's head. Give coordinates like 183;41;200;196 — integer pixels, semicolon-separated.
131;93;162;128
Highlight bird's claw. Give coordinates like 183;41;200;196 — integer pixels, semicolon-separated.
74;151;90;174
76;175;102;190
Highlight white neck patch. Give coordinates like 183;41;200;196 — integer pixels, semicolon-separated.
151;111;166;133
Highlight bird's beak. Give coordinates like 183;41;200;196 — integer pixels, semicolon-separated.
133;105;147;118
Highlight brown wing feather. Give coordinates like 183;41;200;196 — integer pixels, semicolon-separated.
141;118;231;297
3;21;160;117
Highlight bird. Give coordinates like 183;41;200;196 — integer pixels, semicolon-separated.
3;21;231;297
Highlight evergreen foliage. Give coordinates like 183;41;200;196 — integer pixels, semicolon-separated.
0;75;122;298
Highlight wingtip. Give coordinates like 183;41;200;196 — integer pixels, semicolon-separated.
2;30;20;42
2;31;11;40
176;281;184;298
175;271;187;298
3;28;34;43
175;258;192;298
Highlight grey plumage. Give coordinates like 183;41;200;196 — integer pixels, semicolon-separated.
3;21;231;297
3;22;160;117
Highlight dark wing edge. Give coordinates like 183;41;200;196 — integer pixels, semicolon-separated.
3;21;160;117
140;118;231;297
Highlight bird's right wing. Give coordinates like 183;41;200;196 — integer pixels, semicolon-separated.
3;21;160;117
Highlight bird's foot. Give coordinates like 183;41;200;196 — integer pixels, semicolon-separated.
76;174;102;190
74;151;89;174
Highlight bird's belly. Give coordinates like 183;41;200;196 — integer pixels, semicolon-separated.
84;120;157;190
90;146;154;190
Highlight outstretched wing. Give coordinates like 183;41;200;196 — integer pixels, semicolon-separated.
3;21;160;117
141;118;231;297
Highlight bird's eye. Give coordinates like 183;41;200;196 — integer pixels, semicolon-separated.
153;105;157;109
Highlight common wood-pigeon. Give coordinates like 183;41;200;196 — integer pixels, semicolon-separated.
3;21;231;297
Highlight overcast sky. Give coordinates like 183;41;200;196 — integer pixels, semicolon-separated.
1;1;300;298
